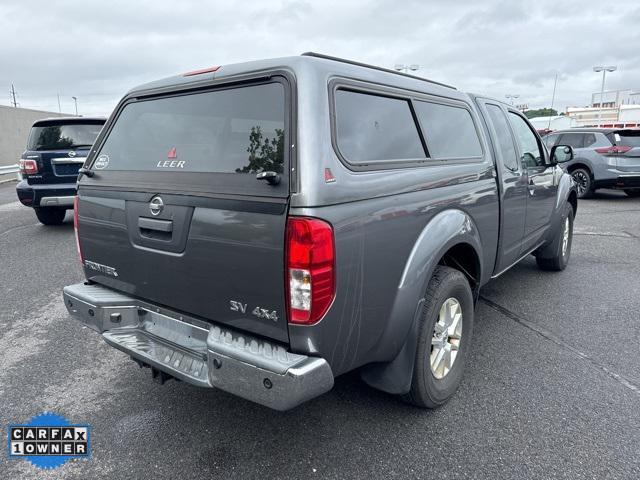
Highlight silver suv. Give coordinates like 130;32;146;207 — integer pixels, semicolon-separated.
544;128;640;198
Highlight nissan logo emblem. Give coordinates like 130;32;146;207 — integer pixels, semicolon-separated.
149;196;164;216
68;150;77;158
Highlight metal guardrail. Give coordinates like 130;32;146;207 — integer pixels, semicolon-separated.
0;164;21;181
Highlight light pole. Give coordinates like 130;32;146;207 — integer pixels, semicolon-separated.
505;94;519;105
593;66;616;126
394;64;420;74
548;73;558;130
71;96;78;116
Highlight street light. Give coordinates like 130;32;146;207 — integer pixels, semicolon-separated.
593;66;616;126
71;96;78;116
505;94;520;105
394;64;420;74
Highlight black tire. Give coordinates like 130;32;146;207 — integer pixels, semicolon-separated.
570;168;593;199
34;207;67;225
624;189;640;198
536;203;574;271
402;266;474;408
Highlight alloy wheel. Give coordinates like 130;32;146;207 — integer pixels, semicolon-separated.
562;216;570;257
571;171;589;197
430;298;463;379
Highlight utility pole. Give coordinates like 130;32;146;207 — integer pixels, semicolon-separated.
57;93;61;113
72;96;78;116
10;84;17;107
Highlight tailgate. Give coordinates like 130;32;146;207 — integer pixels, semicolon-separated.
39;149;88;182
77;79;292;343
612;130;640;171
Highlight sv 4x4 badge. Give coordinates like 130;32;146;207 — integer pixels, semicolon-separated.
229;300;279;322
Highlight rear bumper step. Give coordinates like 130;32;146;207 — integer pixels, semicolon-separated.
62;282;333;410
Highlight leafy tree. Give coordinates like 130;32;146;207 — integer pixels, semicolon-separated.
524;108;558;119
236;126;285;174
34;126;73;150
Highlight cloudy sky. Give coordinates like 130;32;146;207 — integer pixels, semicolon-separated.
2;0;639;117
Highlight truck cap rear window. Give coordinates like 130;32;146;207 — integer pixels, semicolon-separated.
94;82;285;175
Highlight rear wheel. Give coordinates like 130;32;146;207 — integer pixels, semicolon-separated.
570;168;593;199
536;203;574;271
34;207;67;225
402;266;474;408
624;189;640;198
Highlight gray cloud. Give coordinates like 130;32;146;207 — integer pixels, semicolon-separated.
2;0;639;116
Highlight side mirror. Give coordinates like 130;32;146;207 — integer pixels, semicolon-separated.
551;144;573;164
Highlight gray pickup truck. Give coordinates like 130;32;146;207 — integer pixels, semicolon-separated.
63;53;578;411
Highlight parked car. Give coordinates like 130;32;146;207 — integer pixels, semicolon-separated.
62;53;577;411
16;117;106;224
544;128;640;198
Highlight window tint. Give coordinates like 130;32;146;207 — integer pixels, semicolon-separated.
584;133;596;147
28;122;103;151
543;134;559;149
335;90;425;164
508;113;544;168
96;82;285;174
486;105;519;171
413;101;482;159
559;133;585;149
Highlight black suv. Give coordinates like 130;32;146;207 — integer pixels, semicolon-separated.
16;117;105;224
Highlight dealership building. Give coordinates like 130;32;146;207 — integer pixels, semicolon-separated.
566;89;640;128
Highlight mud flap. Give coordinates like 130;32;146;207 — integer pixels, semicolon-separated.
359;298;425;395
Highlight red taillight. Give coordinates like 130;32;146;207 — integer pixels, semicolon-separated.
74;196;84;264
19;159;38;175
286;217;335;325
595;145;632;155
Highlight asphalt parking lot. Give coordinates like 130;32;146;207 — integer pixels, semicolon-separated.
1;181;639;479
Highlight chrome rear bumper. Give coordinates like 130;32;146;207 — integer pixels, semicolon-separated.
40;195;75;207
62;282;334;410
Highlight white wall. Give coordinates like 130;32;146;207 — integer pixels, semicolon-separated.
619;105;640;123
528;116;573;131
0;105;69;168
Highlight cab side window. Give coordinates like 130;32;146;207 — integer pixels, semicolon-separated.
508;113;545;168
486;104;519;171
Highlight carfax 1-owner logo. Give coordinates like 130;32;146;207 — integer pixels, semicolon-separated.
7;412;91;470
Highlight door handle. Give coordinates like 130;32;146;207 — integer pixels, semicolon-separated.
138;217;173;232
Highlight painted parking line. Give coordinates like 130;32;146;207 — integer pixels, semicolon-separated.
573;227;634;238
